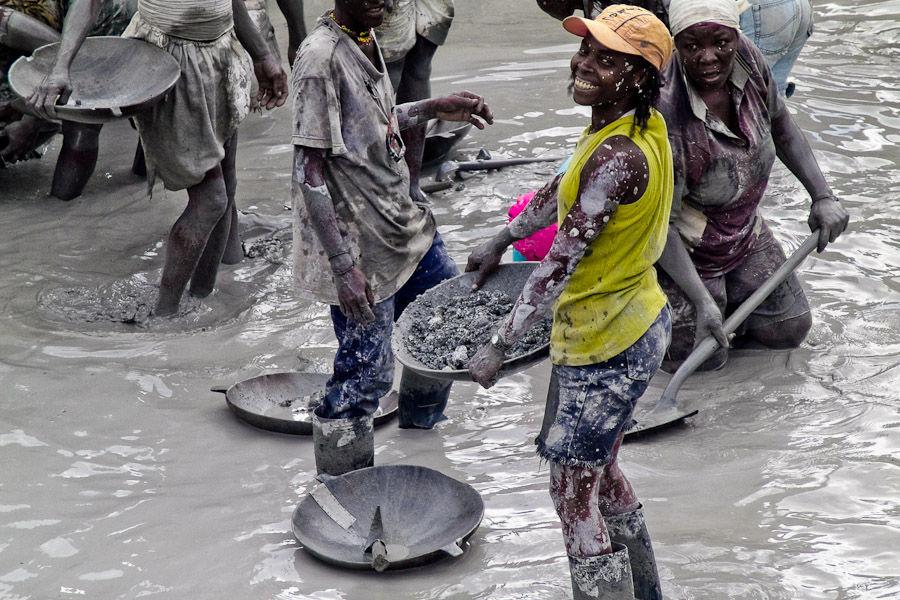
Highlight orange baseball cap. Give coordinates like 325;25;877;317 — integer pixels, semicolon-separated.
563;4;674;72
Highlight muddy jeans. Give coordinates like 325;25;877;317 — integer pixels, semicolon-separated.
535;307;671;467
740;0;814;95
321;233;459;421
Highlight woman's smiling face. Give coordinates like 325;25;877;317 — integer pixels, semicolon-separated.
569;35;646;108
675;24;739;90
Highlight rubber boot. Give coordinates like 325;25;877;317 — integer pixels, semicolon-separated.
397;367;451;429
311;405;374;476
568;542;634;600
605;506;662;600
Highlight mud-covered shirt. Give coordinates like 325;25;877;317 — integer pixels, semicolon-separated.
658;35;786;278
290;14;436;306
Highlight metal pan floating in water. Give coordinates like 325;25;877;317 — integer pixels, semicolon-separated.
211;372;399;435
293;465;484;571
8;37;181;124
392;262;551;382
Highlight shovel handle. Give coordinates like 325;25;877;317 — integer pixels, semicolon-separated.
455;156;563;170
657;233;820;409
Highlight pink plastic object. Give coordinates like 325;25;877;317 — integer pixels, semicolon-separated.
508;191;557;261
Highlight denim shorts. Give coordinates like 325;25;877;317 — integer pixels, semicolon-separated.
535;307;671;468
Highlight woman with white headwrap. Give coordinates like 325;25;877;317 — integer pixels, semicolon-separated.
656;0;848;373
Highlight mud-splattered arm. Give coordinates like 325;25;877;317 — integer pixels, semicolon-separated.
657;228;729;350
395;91;494;131
234;0;287;109
292;146;376;324
509;174;564;239
469;135;650;388
770;108;849;252
26;0;100;120
465;175;563;291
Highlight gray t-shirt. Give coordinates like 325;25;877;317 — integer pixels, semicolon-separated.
290;14;436;305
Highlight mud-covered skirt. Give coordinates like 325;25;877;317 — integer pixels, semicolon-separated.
123;12;252;191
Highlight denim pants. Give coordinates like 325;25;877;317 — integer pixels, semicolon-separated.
321;233;459;424
740;0;814;95
535;307;671;467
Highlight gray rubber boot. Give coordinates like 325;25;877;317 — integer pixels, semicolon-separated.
568;542;635;600
605;506;662;600
312;405;374;476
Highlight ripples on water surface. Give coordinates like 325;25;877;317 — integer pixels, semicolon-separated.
1;1;898;598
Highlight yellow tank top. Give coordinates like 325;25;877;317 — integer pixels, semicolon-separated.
550;110;673;366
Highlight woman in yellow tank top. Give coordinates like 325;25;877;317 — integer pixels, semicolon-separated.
467;6;673;599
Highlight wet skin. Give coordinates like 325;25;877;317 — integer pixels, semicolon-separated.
154;133;238;316
466;36;655;558
550;434;639;557
333;0;386;67
0;7;104;199
386;35;439;205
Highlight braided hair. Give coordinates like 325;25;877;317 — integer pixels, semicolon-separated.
632;58;662;136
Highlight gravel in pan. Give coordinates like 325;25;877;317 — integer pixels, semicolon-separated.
403;289;551;371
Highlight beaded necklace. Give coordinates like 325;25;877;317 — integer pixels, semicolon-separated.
329;11;373;45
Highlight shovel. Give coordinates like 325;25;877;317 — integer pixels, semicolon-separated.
435;155;565;181
628;232;820;437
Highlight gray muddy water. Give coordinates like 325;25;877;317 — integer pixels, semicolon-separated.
1;1;898;599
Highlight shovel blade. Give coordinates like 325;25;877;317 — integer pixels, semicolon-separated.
625;408;698;440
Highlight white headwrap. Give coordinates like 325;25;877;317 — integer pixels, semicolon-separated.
668;0;741;37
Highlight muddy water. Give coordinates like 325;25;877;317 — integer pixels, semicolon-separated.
1;1;898;598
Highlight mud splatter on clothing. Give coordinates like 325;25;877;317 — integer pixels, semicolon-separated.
319;234;458;419
123;8;252;191
657;221;810;362
659;35;787;278
290;13;436;305
536;307;670;468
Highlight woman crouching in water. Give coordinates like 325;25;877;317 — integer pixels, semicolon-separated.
467;6;673;599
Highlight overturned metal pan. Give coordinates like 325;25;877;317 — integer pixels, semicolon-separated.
293;465;484;571
211;372;399;435
422;118;472;167
9;37;181;124
392;262;551;382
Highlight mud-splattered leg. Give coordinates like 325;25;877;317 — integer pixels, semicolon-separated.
155;166;229;316
597;433;640;515
550;463;611;558
219;132;244;265
189;132;239;297
553;458;638;599
51;122;102;201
